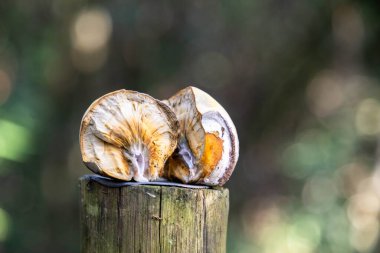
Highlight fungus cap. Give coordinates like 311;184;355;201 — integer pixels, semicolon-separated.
80;89;179;182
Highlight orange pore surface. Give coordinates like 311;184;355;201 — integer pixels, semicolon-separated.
200;132;224;178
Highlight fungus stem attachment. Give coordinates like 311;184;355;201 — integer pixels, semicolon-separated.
177;140;201;181
123;144;149;182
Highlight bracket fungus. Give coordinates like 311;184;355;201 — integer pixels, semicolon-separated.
80;86;239;186
164;86;239;186
80;90;179;182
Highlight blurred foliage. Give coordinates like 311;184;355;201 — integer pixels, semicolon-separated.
1;0;380;252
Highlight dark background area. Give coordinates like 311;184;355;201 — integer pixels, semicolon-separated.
1;0;380;252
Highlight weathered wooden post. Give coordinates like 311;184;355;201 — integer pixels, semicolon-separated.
79;175;229;253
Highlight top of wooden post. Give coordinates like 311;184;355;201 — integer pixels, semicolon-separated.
80;175;229;253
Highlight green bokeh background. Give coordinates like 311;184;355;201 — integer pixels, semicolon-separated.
1;0;380;252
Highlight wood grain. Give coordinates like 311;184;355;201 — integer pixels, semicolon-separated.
80;176;229;253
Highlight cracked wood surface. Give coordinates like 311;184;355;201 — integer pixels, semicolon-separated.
80;176;229;253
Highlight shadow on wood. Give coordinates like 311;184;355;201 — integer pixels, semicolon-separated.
80;176;229;253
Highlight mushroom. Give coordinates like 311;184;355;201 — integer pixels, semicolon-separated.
80;90;179;182
164;86;239;186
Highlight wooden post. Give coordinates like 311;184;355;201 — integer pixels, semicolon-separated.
79;176;229;253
